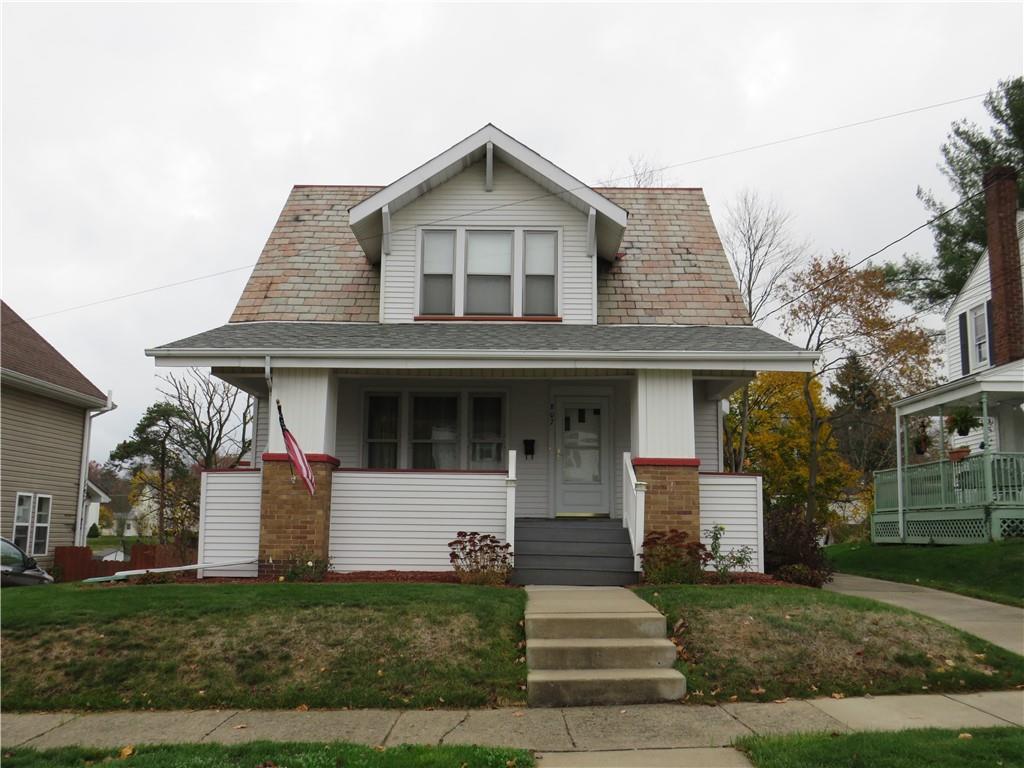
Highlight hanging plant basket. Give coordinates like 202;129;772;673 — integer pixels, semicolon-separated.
945;406;982;438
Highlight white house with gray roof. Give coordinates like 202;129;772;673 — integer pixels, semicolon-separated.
148;124;817;585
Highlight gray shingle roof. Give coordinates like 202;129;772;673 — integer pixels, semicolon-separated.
151;322;802;355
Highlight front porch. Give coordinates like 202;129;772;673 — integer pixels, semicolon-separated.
871;363;1024;544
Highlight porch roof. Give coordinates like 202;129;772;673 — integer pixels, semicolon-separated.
147;321;817;371
894;358;1024;416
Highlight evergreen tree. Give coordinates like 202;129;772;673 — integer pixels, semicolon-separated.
829;355;895;482
886;77;1024;310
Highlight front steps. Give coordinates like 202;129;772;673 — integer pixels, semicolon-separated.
525;586;686;707
511;519;638;586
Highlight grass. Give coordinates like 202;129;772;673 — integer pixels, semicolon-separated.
0;582;526;712
86;535;155;553
827;539;1024;607
636;584;1024;704
738;727;1024;768
0;742;534;768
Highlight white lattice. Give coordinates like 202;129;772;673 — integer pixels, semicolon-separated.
874;520;899;539
999;518;1024;539
906;518;987;541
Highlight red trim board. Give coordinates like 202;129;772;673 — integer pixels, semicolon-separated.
262;452;341;467
632;457;701;467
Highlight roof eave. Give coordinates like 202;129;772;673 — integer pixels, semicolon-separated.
1;367;108;408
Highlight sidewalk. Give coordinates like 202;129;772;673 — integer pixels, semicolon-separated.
4;691;1021;766
826;573;1024;655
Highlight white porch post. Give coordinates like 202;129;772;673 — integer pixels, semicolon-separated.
267;369;338;455
895;406;905;542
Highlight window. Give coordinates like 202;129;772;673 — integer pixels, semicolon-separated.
421;230;455;315
971;304;988;366
12;492;51;556
12;493;32;552
465;231;513;315
524;231;557;316
411;395;459;469
365;395;400;469
470;395;505;470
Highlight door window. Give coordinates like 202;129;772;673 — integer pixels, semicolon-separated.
562;406;603;483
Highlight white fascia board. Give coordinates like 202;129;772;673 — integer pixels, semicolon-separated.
895;362;1024;416
348;124;627;259
0;368;108;409
943;249;989;321
148;347;818;372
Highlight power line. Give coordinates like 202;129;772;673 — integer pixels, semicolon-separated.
16;89;991;324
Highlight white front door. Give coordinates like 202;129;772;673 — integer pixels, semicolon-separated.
553;397;611;517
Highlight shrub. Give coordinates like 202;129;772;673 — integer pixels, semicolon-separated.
87;523;100;539
775;563;831;588
703;525;754;583
448;532;513;586
640;529;709;584
284;550;330;582
764;504;833;587
131;571;174;585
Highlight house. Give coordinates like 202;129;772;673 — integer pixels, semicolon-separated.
147;125;817;584
82;480;111;535
873;166;1024;544
0;302;114;566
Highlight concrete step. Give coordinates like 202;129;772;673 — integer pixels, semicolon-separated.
515;539;634;557
528;668;686;707
514;554;636;572
525;611;665;639
511;568;638;587
527;638;678;669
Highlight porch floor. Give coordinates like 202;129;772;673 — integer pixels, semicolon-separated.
512;519;637;586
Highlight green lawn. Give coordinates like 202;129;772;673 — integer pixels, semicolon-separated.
86;535;155;553
0;582;526;711
636;585;1024;703
827;539;1024;607
0;742;533;768
738;727;1024;768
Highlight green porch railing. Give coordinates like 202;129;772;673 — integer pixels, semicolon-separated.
874;452;1024;513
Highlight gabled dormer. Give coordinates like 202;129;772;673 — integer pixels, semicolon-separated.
348;124;628;324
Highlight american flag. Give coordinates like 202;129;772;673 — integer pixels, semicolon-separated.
277;399;315;495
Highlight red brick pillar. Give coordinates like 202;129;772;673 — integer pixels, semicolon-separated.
632;458;701;543
258;453;339;577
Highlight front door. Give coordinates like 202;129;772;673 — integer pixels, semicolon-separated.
553;397;611;517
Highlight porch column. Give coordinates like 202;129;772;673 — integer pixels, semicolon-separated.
631;370;700;542
895;407;905;542
259;369;339;577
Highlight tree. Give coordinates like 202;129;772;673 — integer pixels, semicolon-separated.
886;78;1024;310
779;253;938;525
87;523;100;539
88;460;131;530
722;191;808;472
829;354;897;484
158;369;252;470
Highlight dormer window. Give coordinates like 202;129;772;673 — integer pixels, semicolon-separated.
418;227;560;318
466;231;513;315
971;303;988;366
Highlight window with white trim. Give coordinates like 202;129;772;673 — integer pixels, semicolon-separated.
411;394;460;469
420;230;455;315
971;303;988;366
12;492;52;556
419;227;559;317
365;394;400;469
470;395;505;470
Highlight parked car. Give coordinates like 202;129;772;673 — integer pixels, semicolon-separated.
1;537;54;586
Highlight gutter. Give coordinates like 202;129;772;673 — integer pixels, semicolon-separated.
75;391;117;546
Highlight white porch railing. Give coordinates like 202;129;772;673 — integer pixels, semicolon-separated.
622;452;647;572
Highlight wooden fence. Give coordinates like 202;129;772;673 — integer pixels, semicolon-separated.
53;544;196;582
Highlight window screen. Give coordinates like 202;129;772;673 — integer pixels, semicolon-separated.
411;395;459;469
470;396;504;470
421;231;455;315
524;231;556;316
366;395;400;469
465;231;512;315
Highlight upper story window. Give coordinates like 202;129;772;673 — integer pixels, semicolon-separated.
970;303;988;367
418;227;559;318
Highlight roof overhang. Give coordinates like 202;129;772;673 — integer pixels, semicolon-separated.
1;367;109;409
148;346;818;373
86;480;111;504
347;124;629;262
895;358;1024;416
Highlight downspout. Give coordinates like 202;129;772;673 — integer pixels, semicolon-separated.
76;391;116;546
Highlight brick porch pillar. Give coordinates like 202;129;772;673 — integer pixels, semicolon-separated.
258;453;339;577
632;458;701;542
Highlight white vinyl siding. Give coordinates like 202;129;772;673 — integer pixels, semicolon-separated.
385;159;592;323
254;397;270;467
330;472;507;571
693;386;722;472
945;255;991;379
197;471;261;578
0;385;87;566
699;473;764;572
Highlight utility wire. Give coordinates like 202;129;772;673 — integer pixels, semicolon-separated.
15;90;991;324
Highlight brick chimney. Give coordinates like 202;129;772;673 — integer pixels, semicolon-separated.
983;166;1024;366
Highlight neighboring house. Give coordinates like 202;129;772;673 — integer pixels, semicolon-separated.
873;166;1024;544
147;125;817;584
83;480;111;534
0;302;114;566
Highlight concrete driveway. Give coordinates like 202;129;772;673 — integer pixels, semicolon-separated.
826;573;1024;656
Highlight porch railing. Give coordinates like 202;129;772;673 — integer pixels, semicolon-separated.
875;452;1024;512
622;452;646;572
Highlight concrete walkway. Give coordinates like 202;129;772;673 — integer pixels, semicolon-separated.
3;691;1021;767
826;573;1024;656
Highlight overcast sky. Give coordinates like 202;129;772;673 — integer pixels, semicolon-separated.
2;2;1021;461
